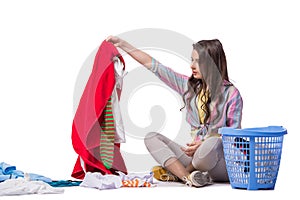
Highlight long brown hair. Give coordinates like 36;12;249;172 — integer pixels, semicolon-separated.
181;39;230;124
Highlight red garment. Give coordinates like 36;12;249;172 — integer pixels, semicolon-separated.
71;40;127;179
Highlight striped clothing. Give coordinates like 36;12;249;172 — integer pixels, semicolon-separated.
149;58;243;142
122;179;153;187
100;97;115;169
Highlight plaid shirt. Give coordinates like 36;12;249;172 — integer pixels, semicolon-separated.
150;58;243;141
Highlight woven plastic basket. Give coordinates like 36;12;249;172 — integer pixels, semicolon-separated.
219;126;287;190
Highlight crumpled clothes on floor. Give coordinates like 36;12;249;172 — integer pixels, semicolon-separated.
0;178;64;196
0;162;52;183
80;171;155;190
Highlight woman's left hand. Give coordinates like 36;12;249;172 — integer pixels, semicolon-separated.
180;141;202;157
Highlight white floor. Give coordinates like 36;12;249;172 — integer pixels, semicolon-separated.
1;176;296;200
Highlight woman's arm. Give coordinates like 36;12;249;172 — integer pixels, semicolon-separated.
106;36;152;70
226;87;243;128
107;36;189;95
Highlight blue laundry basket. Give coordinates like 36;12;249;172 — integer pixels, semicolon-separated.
219;126;287;190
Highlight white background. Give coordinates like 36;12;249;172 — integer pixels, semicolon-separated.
0;0;299;199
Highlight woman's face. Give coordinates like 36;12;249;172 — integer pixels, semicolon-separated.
191;49;202;79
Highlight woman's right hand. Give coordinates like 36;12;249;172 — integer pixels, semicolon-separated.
106;35;123;47
106;35;152;69
180;141;202;157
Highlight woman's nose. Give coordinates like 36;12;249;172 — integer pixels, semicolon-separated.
190;60;197;68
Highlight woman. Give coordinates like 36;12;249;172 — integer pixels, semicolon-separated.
106;36;243;187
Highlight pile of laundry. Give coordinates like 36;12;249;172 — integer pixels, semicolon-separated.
80;171;155;190
0;162;155;196
0;162;67;196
